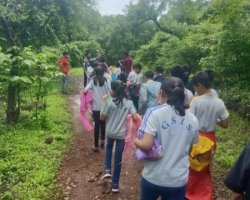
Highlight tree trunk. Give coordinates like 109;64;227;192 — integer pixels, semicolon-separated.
6;63;20;124
6;83;19;124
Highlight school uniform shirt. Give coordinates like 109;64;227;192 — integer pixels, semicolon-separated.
115;67;121;79
127;71;143;84
189;95;229;132
139;104;199;187
85;79;111;111
86;66;94;83
184;88;193;106
104;73;112;81
139;80;161;110
101;97;136;139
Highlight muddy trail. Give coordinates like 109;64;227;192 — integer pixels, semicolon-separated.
54;76;232;200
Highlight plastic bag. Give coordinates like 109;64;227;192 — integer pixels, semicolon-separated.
189;135;214;171
135;130;163;161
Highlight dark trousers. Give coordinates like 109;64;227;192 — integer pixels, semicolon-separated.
83;71;87;87
105;137;125;186
140;177;186;200
131;96;139;111
92;111;105;147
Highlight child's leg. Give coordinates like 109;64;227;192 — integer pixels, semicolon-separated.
112;139;125;187
92;111;100;148
100;119;106;143
105;137;114;173
140;177;160;200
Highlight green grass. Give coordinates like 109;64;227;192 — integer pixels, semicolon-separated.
69;67;83;76
215;112;250;168
0;85;72;199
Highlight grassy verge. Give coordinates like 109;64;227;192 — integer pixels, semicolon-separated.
0;83;72;200
215;112;250;168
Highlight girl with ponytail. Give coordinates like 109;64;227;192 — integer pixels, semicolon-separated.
100;80;138;193
135;77;199;200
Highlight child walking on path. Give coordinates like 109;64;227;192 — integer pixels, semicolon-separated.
135;77;199;200
100;80;138;193
186;71;229;200
84;66;111;152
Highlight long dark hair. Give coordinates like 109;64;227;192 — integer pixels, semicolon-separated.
93;66;106;86
111;80;128;106
161;77;186;116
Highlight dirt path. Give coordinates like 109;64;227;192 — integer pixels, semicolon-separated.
54;77;232;200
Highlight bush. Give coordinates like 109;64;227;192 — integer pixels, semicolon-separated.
219;86;250;120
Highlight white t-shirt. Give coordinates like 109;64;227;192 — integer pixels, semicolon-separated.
115;68;121;78
104;73;112;81
189;95;229;132
139;104;199;187
127;71;143;84
86;66;94;83
184;88;193;106
85;79;111;111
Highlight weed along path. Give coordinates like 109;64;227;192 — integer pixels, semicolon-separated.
55;76;232;200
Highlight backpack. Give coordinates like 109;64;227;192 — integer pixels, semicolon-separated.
128;83;140;97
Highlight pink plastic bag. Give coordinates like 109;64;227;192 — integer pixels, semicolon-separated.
80;91;93;132
122;114;142;162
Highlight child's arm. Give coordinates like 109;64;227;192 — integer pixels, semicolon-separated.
216;118;228;128
135;133;154;152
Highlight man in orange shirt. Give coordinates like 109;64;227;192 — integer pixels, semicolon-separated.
59;52;70;94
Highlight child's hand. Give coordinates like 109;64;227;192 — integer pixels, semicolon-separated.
81;89;87;94
232;193;243;200
102;94;109;101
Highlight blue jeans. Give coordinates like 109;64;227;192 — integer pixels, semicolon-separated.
105;137;125;186
61;74;68;93
140;177;186;200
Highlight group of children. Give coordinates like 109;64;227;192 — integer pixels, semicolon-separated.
81;55;249;199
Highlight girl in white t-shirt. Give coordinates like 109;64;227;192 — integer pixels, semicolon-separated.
84;66;110;152
135;77;199;200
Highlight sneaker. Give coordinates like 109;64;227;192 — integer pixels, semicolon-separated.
92;146;99;152
101;170;112;179
111;184;119;193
